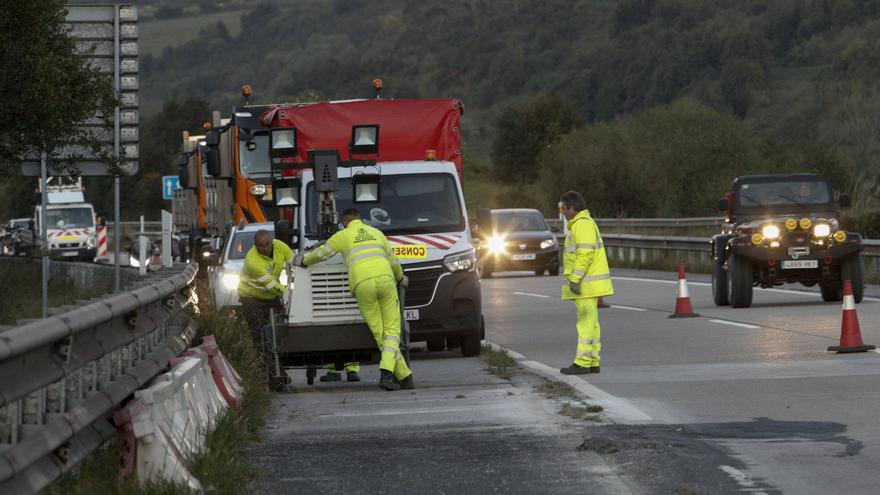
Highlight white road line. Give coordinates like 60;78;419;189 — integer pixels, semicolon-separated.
609;304;649;312
484;341;652;423
513;291;551;298
709;319;760;329
718;465;768;495
323;407;478;418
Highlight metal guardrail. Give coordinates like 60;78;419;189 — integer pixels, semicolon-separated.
546;216;723;231
0;262;199;494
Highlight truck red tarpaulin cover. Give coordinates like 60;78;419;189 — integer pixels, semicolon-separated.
259;98;463;176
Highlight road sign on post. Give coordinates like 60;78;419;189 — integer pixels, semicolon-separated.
162;176;180;200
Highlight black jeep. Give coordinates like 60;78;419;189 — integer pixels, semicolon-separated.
711;174;863;308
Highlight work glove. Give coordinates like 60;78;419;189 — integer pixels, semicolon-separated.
399;275;409;288
568;280;581;295
292;253;306;267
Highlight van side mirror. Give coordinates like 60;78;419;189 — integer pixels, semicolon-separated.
838;194;851;208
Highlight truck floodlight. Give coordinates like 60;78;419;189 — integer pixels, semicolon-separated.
352;173;382;204
273;177;301;207
351;125;379;154
270;128;297;158
761;224;780;240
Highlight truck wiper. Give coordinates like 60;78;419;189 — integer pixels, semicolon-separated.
777;194;808;209
740;193;765;208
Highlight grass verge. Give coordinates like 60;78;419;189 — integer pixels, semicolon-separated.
479;343;517;379
46;308;271;494
560;402;604;422
535;381;576;400
0;261;107;324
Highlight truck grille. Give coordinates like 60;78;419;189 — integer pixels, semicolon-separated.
404;266;446;307
310;271;361;317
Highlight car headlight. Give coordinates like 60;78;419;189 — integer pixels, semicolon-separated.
761;225;780;240
813;224;830;237
222;273;240;290
486;235;506;254
444;250;476;273
129;255;140;267
540;238;557;250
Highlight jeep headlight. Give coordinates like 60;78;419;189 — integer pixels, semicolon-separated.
813;223;831;238
444;250;476;273
761;225;780;240
486;235;506;254
540;238;556;250
222;272;240;290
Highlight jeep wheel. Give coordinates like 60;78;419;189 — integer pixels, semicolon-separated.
820;281;841;302
840;256;864;303
727;254;753;308
711;260;729;306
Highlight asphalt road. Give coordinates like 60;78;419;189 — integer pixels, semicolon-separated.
483;268;880;494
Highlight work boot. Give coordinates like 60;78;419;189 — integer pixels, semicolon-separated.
346;371;361;382
560;363;591;375
319;372;342;382
590;366;600;374
399;374;415;390
379;370;400;391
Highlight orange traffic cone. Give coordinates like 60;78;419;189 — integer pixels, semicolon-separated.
828;280;876;353
598;297;610;308
669;262;700;318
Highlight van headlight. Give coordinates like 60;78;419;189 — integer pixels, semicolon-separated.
222;272;240;289
444;250;476;273
761;224;780;240
129;255;139;267
813;223;831;238
540;238;556;250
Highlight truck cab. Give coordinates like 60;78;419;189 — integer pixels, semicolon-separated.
34;186;97;261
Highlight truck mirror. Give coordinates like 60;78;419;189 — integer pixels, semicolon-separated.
838;194;851;208
352;173;381;203
204;148;220;176
205;129;220;147
177;153;189;167
178;165;190;189
718;198;729;212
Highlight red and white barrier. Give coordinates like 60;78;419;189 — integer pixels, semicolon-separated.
96;226;108;258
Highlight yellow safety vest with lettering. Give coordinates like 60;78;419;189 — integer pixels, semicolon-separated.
303;219;404;292
237;239;293;300
562;209;614;300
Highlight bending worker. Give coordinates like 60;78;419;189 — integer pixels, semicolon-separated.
559;191;614;375
294;208;413;391
237;229;292;387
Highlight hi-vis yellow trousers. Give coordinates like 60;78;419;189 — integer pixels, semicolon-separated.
354;275;412;380
574;298;601;368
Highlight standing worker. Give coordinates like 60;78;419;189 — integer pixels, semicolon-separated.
558;191;614;375
237;229;292;386
294;208;413;391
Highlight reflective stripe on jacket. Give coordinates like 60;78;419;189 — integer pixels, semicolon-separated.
237;239;293;300
562;210;614;300
303;219;403;292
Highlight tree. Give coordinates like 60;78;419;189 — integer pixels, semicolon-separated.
491;95;583;183
0;1;118;176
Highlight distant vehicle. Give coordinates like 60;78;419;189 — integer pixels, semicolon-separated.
711;173;862;308
475;208;559;278
1;218;34;256
34;179;98;261
206;222;275;311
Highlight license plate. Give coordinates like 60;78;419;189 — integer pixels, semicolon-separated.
404;309;420;321
512;253;536;261
781;260;818;269
61;251;78;257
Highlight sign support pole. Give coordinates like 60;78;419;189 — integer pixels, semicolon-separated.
40;152;49;318
113;5;121;292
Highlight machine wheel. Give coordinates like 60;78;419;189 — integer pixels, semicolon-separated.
820;281;841;302
840;256;864;303
460;316;485;357
306;366;317;385
426;337;445;352
711;259;729;306
727;254;753;308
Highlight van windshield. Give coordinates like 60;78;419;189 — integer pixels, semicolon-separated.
46;207;93;229
306;173;465;236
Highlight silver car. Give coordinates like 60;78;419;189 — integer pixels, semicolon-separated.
208;222;275;310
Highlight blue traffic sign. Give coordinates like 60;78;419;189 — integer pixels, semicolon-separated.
162;176;181;200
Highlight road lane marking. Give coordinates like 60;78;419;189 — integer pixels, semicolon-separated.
709;319;760;329
513;291;551;298
484;341;652;423
609;305;648;312
719;465;769;495
323;407;478;417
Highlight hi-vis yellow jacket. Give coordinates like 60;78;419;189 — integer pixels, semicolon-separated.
237;239;294;300
304;219;404;292
562;210;614;300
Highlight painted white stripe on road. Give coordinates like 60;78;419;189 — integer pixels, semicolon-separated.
324;407;477;418
719;465;768;495
513;291;551;299
709;319;760;329
484;341;652;423
609;305;649;312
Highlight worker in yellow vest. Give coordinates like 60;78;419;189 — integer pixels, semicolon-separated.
294;209;412;391
559;191;614;375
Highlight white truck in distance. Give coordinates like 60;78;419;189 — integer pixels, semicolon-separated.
34;180;98;261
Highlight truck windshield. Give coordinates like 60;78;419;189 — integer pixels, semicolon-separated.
492;212;547;232
306;173;465;236
46;208;93;229
737;180;832;208
239;133;271;178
